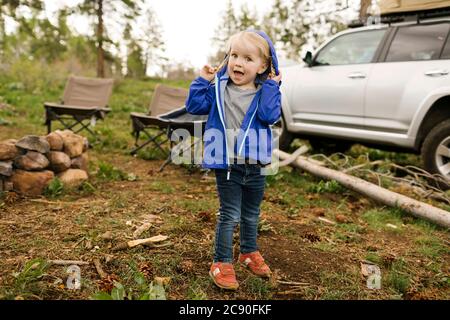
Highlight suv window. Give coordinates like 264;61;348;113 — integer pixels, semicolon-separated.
386;23;450;62
314;29;386;66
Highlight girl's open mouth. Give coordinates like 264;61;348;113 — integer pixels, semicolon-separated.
234;71;244;77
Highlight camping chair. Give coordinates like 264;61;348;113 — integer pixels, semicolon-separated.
44;76;114;141
130;84;189;156
154;107;207;172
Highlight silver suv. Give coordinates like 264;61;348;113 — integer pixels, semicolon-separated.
278;17;450;182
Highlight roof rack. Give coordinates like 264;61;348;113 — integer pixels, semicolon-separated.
348;6;450;28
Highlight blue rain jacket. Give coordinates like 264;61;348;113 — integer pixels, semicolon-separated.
186;30;281;170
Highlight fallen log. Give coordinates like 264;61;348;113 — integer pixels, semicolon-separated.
273;149;450;228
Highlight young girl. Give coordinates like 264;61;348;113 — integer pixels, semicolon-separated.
186;30;281;290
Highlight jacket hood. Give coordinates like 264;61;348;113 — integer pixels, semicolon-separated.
217;30;280;84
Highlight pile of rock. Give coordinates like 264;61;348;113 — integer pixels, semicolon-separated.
0;130;89;196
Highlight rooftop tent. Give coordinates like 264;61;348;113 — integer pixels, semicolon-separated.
379;0;450;15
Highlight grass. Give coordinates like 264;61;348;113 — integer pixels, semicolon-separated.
307;180;346;194
147;181;174;194
365;252;383;265
43;178;64;198
175;198;217;214
95;161;128;181
385;259;412;297
186;277;209;300
1;258;50;300
243;276;273;299
362;208;406;231
415;236;447;259
312;242;338;253
319;270;366;300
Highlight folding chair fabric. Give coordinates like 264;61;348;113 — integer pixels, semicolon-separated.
44;76;113;140
130;84;188;156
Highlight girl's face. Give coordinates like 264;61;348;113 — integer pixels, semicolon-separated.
227;37;268;90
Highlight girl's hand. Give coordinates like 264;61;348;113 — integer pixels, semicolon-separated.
268;71;282;84
199;64;216;82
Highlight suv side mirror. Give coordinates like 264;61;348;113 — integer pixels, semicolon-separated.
303;51;313;67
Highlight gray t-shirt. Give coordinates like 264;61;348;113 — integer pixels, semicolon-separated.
224;81;260;160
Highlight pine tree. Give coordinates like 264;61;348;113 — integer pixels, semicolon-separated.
139;7;166;77
123;22;144;78
0;0;43;58
237;4;260;31
261;0;290;56
76;0;143;77
210;0;238;65
282;0;310;60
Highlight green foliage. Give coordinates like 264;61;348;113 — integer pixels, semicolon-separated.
137;146;167;160
92;274;166;300
265;168;310;188
78;181;97;195
212;0;347;62
1;258;50;299
365;252;382;265
308;180;346;194
386;260;411;296
148;181;174;194
126;40;146;79
14;259;49;288
96;161;128;181
415;236;447;259
44;178;64;198
245;276;272;299
186;278;208;300
362;208;406;231
258;218;275;233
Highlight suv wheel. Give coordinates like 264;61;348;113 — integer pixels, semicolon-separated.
272;115;294;151
421;119;450;188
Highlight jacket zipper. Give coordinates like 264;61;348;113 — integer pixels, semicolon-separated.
237;99;259;156
214;74;231;180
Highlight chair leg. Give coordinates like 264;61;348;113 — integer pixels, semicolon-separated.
134;130;140;147
158;135;174;172
130;129;168;156
73;121;98;142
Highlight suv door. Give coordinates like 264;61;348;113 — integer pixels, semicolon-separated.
288;29;386;131
365;22;450;135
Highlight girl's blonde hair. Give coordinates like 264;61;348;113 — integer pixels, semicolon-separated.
216;31;275;77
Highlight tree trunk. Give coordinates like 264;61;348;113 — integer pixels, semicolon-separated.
96;0;105;78
274;149;450;228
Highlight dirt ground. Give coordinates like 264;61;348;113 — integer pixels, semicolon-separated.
0;150;449;300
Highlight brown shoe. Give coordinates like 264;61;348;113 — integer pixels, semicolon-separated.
239;251;272;278
209;262;239;290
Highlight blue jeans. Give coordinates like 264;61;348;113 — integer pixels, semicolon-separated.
214;164;266;263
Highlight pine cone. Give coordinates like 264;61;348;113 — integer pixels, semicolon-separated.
139;262;153;279
303;232;321;243
177;260;194;274
198;211;212;222
97;274;119;293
